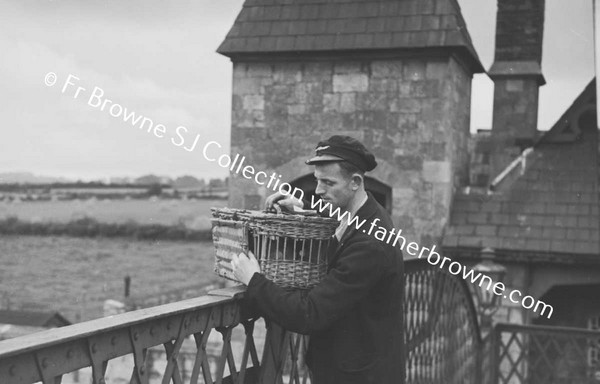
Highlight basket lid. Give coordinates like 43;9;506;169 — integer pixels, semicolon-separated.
211;207;338;225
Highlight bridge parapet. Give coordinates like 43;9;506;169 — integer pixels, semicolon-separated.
0;258;484;384
0;289;262;384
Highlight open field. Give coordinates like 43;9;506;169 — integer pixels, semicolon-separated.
0;235;222;322
0;198;229;230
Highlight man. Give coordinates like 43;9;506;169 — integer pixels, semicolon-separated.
231;135;405;384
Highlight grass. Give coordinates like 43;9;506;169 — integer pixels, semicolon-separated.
0;198;233;240
0;235;222;322
0;199;232;322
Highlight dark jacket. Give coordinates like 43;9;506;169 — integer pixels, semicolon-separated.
245;192;405;384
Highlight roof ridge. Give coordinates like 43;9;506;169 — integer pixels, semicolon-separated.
534;78;596;146
485;79;596;193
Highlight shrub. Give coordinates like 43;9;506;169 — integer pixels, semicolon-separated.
0;216;211;242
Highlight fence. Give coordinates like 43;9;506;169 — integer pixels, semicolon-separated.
489;323;600;384
0;258;483;384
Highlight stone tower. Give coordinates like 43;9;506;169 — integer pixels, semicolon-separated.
488;0;545;179
218;0;483;245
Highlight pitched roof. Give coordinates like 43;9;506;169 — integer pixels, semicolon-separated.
217;0;484;73
0;310;71;328
443;79;599;259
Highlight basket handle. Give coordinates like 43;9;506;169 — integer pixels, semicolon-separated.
266;203;318;216
264;203;283;215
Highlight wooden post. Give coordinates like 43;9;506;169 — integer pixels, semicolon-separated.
124;275;131;298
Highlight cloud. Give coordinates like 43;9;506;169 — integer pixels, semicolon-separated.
0;0;595;180
0;33;230;180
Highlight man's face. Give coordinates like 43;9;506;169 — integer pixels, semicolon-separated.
314;162;355;211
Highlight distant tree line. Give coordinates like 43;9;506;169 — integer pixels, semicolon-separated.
0;216;213;242
0;175;229;201
0;175;228;190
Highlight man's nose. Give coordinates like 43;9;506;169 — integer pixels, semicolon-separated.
315;182;325;196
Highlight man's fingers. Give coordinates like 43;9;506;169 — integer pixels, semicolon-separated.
248;251;257;263
239;252;254;263
278;197;304;210
265;192;284;208
264;195;274;208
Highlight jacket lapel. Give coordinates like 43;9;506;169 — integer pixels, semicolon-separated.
328;192;379;266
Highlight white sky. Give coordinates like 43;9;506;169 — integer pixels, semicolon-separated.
0;0;595;181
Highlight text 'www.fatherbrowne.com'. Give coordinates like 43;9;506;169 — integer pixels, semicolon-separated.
309;195;554;319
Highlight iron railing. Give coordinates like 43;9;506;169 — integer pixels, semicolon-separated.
0;288;262;384
0;258;483;384
491;323;600;384
404;258;482;383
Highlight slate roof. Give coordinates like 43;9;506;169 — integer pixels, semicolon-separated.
217;0;484;73
443;80;599;259
0;310;71;328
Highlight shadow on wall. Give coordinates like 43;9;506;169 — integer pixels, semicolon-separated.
290;173;392;214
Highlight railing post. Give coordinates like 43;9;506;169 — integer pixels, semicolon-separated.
259;320;286;384
492;324;500;384
478;331;495;384
476;333;483;384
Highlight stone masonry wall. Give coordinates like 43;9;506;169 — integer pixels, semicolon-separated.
490;78;540;178
489;0;544;179
229;56;472;245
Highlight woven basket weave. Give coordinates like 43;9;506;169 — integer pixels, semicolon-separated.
211;207;338;289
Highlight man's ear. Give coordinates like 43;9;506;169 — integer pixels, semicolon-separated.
350;174;363;190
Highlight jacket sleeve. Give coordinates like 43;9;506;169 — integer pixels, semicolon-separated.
244;239;387;335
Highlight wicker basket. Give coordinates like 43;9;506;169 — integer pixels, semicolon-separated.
211;207;338;289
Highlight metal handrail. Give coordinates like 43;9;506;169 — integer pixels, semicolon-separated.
0;257;484;384
0;289;259;384
403;259;482;352
492;321;600;384
0;295;234;358
403;258;482;384
495;322;600;337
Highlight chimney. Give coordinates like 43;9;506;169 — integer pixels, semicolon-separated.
488;0;545;179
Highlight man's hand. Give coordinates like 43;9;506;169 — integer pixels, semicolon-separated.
265;191;304;211
231;251;261;285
